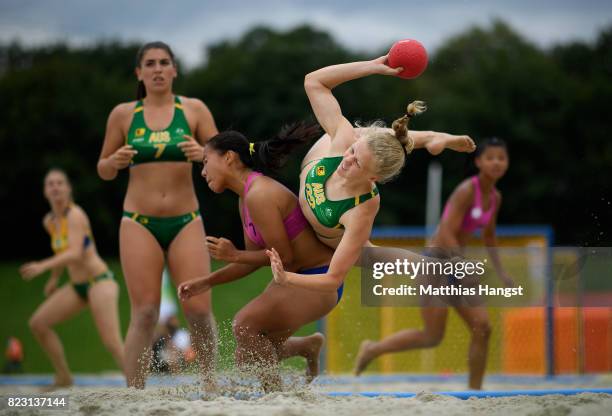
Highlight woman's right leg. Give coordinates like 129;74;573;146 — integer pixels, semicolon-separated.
354;306;449;375
120;218;165;388
28;285;87;386
232;282;336;391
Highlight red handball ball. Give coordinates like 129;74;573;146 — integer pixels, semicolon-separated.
387;39;428;79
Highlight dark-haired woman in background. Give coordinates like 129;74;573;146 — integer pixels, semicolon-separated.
178;124;337;392
97;41;218;389
354;138;513;390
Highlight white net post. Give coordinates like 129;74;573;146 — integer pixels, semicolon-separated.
425;161;443;238
422;161;442;371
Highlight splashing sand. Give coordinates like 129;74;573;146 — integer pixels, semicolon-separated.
2;373;612;416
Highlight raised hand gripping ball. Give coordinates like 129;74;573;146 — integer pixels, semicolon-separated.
387;39;428;79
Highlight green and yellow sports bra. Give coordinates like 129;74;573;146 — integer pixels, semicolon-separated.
304;157;379;229
46;206;92;254
126;96;192;165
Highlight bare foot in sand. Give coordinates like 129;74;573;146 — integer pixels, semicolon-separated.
41;376;73;392
304;332;325;382
354;340;377;376
426;134;476;155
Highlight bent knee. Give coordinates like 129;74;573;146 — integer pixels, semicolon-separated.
29;315;50;333
232;313;261;341
421;332;444;348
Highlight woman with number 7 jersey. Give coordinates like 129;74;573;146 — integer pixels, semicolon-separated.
97;41;219;390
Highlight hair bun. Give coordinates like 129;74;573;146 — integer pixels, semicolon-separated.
406;101;427;117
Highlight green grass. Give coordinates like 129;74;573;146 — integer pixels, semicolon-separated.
0;260;315;374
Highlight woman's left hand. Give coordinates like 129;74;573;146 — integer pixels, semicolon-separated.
177;277;211;301
266;248;288;286
20;262;45;280
178;135;205;162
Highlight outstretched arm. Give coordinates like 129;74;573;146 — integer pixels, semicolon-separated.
267;203;377;292
177;235;262;301
206;236;270;267
304;56;402;153
20;211;87;279
177;262;260;301
410;131;476;155
356;128;474;155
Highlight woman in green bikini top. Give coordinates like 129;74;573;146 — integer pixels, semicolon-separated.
304;155;379;230
266;55;476;295
97;42;219;389
19;169;124;388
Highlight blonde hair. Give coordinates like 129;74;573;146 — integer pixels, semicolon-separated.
361;101;426;183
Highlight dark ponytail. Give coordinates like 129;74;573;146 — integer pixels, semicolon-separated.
134;41;176;100
207;122;321;174
136;81;146;101
474;137;507;158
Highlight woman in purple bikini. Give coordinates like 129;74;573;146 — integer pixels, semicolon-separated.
177;123;337;391
354;137;514;390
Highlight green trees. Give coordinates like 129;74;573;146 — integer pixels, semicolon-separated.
1;21;610;259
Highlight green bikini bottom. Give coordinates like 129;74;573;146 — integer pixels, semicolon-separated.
72;270;114;301
123;210;200;250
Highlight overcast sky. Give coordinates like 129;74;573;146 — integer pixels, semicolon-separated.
1;0;611;67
